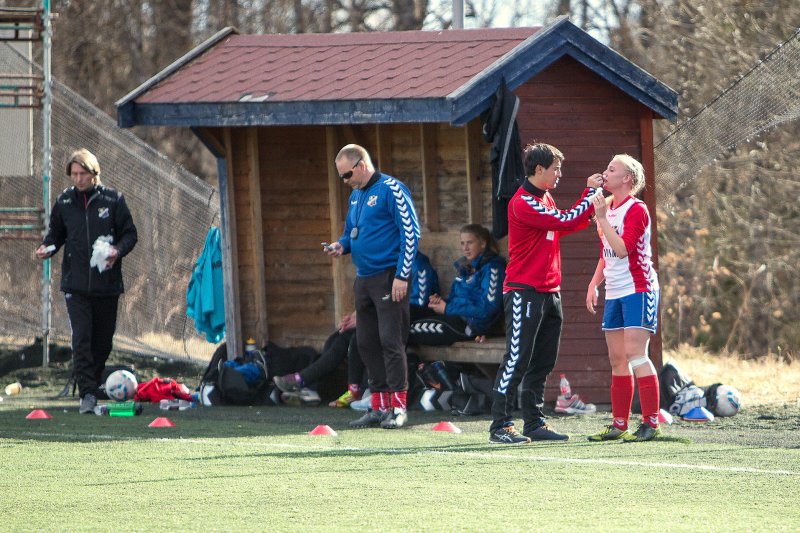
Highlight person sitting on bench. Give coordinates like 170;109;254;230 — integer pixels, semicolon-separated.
408;224;505;346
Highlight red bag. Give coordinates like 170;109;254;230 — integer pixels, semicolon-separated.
134;377;193;403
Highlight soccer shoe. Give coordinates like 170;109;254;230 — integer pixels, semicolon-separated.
524;423;569;441
554;394;597;415
380;408;408;429
348;409;389;428
489;425;531;444
79;393;97;415
628;423;662;442
587;425;635;442
273;373;302;393
328;390;358;408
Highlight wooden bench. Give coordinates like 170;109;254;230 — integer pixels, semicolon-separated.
283;331;506;379
411;336;505;378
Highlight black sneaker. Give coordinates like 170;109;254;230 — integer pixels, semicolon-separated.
348;409;389;428
524;423;569;441
489;425;531;444
380;408;408;429
79;393;97;415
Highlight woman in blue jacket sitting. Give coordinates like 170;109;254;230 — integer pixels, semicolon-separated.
408;224;505;346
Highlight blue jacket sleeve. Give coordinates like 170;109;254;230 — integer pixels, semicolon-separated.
410;254;439;307
386;179;419;280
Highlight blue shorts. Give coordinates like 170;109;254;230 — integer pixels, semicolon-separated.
602;290;659;333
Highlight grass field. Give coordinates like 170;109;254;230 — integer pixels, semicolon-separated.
2;376;799;531
2;345;799;532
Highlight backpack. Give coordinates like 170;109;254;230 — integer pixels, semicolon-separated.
199;343;271;406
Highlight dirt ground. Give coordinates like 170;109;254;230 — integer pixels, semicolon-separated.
1;341;798;448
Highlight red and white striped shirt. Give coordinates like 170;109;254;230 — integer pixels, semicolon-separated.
599;195;659;299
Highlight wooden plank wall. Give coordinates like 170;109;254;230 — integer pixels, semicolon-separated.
514;56;663;403
236;121;497;344
252;126;337;340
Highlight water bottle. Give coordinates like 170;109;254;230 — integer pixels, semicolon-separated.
95;402;142;417
159;399;195;411
559;373;572;399
245;338;258;358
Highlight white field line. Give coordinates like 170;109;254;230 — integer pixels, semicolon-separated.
11;432;799;477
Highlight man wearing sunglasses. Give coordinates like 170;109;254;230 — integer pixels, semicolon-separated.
324;144;420;429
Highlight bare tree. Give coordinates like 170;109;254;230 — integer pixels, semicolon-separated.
614;0;800;358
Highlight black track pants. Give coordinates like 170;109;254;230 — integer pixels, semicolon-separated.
490;289;562;433
354;269;410;392
65;292;119;398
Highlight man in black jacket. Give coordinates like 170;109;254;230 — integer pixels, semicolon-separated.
36;149;138;414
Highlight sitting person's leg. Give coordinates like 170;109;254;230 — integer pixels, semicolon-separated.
408;315;474;346
330;334;368;407
273;329;355;405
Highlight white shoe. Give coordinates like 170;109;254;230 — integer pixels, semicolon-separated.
280;387;321;407
350;389;372;411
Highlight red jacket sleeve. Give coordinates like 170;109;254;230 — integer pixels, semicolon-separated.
511;187;596;232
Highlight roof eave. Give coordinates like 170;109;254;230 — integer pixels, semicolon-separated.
447;16;679;126
124;99;452;128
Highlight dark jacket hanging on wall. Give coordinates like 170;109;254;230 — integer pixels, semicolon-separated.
480;79;525;239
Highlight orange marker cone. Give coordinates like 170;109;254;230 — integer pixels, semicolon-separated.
309;424;337;436
148;417;175;427
432;421;461;433
26;409;52;419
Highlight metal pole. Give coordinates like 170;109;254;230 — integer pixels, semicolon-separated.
452;0;464;29
41;0;52;367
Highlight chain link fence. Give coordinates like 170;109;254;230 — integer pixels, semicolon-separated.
0;42;220;362
654;28;800;208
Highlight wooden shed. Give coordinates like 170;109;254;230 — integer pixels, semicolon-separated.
117;17;677;403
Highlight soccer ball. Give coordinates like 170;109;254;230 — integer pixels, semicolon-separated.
714;385;742;417
105;370;138;402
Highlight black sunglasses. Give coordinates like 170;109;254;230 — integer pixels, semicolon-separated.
339;157;362;180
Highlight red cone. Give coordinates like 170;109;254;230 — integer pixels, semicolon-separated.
309;424;337;436
432;421;461;433
26;409;52;420
148;417;175;427
658;409;674;425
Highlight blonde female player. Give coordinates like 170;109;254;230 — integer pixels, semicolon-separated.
586;154;661;442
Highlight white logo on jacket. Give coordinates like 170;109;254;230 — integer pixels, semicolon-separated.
367;195;378;207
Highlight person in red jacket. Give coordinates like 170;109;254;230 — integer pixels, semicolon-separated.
488;143;603;444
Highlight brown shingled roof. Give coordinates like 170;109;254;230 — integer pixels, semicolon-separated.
137;28;540;104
